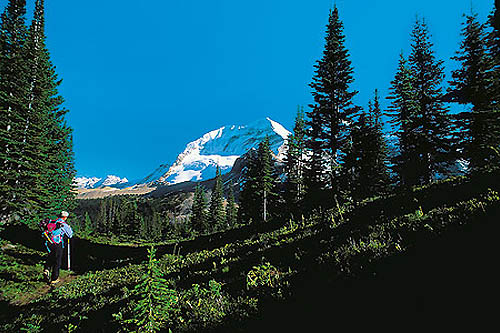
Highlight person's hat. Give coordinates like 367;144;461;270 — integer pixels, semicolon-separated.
61;211;69;217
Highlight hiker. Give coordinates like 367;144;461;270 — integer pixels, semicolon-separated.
43;211;73;285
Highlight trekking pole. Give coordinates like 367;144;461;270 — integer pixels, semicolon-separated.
67;238;71;271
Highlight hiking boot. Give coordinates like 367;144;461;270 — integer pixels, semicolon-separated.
49;278;61;286
43;269;50;282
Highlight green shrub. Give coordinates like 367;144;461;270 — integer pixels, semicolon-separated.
246;262;282;290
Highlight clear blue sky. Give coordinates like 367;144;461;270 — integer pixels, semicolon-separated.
1;0;494;180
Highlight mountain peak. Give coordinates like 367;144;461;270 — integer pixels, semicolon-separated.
74;175;129;189
141;118;290;185
75;118;291;190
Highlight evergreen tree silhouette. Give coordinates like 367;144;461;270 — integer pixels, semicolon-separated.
450;11;497;172
305;6;361;206
191;184;208;233
209;166;226;231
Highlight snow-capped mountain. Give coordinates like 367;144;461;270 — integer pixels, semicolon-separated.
140;117;290;186
75;117;291;191
73;176;102;189
95;175;129;188
74;175;129;189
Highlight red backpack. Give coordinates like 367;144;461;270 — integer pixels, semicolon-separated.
39;218;64;244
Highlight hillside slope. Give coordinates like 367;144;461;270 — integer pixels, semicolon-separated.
1;171;499;331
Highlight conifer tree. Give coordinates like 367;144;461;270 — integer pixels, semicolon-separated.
488;0;500;100
408;18;455;183
387;54;420;187
139;215;149;240
258;136;275;222
191;184;208;233
343;91;390;201
225;184;237;227
302;112;324;210
339;114;360;199
365;90;391;194
84;211;93;236
209;166;226;231
97;198;107;232
485;1;500;167
0;0;29;220
340;99;389;198
154;212;164;241
239;150;259;224
284;106;307;214
125;246;177;332
449;11;498;172
450;12;493;110
388;19;455;187
120;198;137;236
305;6;361;205
0;0;75;222
13;0;46;214
28;0;76;215
239;137;276;223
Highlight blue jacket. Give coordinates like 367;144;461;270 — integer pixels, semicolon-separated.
55;218;74;240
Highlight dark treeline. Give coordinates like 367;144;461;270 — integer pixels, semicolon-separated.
74;195;192;242
74;173;240;243
0;0;75;225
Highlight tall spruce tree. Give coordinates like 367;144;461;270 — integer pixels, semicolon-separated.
365;90;391;195
386;54;421;187
259;136;275;222
388;19;455;187
305;6;361;206
340;91;390;201
408;18;455;183
191;184;208;233
239;137;276;223
29;0;76;215
450;11;497;172
485;1;500;166
284;106;307;214
488;0;500;101
0;0;29;221
0;0;75;222
209;166;225;231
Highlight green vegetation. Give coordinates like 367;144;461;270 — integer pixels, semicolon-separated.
2;170;499;331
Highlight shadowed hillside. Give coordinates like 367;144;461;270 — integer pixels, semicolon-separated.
1;171;499;331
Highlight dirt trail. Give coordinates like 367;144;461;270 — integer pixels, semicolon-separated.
12;274;79;306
